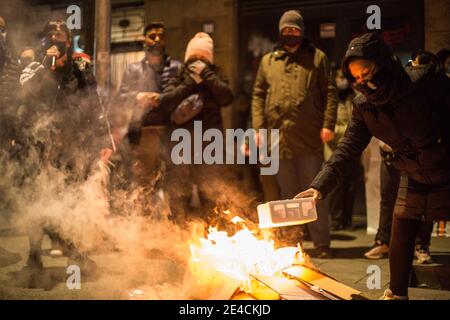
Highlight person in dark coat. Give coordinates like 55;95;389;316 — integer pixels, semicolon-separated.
364;51;445;262
112;22;182;188
160;32;233;131
251;10;337;257
159;32;234;221
296;33;450;300
18;20;113;273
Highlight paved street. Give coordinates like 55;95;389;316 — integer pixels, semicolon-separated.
1;213;449;300
303;217;450;300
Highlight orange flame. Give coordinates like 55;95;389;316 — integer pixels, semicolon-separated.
189;211;305;291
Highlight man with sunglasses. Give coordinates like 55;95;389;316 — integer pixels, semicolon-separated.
114;22;182;188
296;32;450;299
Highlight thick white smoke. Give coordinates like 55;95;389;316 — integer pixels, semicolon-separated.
0;0;261;300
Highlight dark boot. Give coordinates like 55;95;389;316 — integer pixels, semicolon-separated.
24;226;44;270
24;250;43;270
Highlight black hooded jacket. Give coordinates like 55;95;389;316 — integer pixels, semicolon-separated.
310;33;450;205
17;54;112;177
159;63;233;131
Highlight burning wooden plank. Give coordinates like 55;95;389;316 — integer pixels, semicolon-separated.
248;274;328;300
282;265;366;300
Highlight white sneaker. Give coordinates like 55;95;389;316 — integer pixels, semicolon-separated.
49;249;63;258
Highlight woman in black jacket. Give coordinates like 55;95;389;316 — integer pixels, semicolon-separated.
159;32;234;221
296;33;450;300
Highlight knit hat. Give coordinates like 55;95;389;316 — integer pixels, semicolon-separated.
185;32;214;64
342;33;394;82
279;10;305;34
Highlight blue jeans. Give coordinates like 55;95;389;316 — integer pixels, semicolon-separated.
276;151;330;248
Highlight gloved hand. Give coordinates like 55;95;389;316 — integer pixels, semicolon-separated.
187;60;207;84
188;60;207;75
19;61;44;86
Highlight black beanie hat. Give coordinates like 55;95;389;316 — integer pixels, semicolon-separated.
279;10;305;34
342;33;394;82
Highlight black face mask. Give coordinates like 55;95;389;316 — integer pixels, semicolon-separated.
42;37;68;58
280;35;302;48
353;66;397;105
353;82;375;95
53;40;67;57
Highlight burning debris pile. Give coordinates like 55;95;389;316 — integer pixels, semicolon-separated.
177;210;364;300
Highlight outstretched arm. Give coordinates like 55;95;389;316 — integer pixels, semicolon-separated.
297;111;373;200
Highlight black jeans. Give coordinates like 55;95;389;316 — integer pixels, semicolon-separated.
328;161;362;228
389;218;421;296
376;159;433;245
276;150;330;248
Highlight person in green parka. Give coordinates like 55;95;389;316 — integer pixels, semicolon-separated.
251;9;337;258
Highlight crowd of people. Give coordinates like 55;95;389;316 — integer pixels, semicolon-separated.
0;8;449;300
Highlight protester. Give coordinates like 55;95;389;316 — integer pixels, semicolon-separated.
18;20;113;273
364;51;444;262
113;22;182;189
296;33;450;299
252;10;337;258
159;32;233;221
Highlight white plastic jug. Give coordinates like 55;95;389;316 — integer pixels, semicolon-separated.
257;197;318;229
